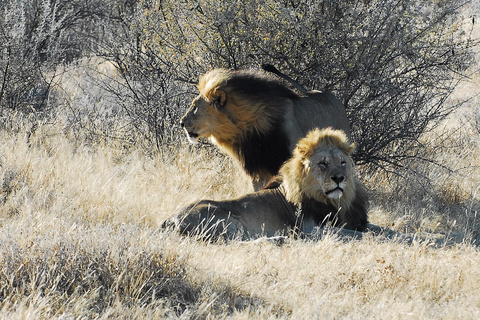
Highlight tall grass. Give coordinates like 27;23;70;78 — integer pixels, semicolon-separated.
0;115;479;318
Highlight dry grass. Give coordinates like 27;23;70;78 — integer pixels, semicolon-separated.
1;117;480;319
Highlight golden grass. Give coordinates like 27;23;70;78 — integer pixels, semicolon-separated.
1;120;480;319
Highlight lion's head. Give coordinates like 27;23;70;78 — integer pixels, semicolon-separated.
280;128;359;211
180;68;296;149
180;69;233;144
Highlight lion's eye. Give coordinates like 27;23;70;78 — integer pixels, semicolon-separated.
341;160;347;166
318;161;328;168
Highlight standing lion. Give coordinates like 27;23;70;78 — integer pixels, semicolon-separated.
166;128;369;241
180;68;351;190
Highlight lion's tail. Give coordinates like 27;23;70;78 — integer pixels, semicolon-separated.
262;64;307;93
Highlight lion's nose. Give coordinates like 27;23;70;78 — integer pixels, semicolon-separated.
331;175;345;184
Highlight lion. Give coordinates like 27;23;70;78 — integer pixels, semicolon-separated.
180;68;351;190
166;128;369;241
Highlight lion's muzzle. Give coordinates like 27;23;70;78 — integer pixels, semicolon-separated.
326;175;346;199
183;128;199;143
180;118;199;143
326;187;344;199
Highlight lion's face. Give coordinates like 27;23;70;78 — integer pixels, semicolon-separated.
304;145;353;200
180;88;233;143
180;94;229;143
280;128;356;206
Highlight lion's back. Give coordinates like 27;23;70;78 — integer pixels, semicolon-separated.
292;91;351;139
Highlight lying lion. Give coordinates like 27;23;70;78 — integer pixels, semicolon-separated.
166;128;374;241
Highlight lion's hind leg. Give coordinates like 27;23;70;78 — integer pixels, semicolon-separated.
170;201;246;241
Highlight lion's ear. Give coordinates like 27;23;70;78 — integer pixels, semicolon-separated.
212;89;227;109
294;144;312;159
295;146;313;171
346;142;355;155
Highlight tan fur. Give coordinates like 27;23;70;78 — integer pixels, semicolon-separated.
168;128;368;240
181;68;351;190
197;69;278;135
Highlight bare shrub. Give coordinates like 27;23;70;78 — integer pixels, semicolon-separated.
87;0;475;166
1;0;477;162
0;0;110;129
366;125;480;241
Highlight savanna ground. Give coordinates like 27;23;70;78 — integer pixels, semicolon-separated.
2;67;480;319
2;103;480;319
2;2;480;320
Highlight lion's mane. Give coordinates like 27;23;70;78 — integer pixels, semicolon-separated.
197;69;296;181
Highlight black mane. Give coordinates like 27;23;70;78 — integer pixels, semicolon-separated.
237;119;291;181
226;70;299;102
225;70;298;182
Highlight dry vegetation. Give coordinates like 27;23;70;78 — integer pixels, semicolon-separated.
1;100;480;318
1;1;480;319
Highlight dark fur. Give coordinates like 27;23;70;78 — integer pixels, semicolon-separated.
339;185;369;230
223;71;300;182
300;195;369;231
226;71;299;101
238;119;292;181
261;64;308;93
